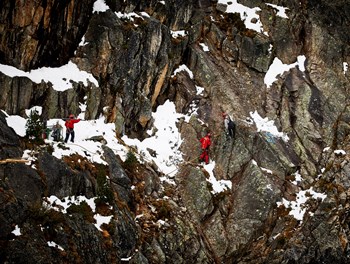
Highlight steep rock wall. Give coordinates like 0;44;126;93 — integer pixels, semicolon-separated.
0;0;350;263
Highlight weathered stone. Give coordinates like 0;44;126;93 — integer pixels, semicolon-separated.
177;165;214;222
1;0;350;263
225;161;281;256
102;145;132;205
38;152;95;198
0;0;95;70
0;111;22;159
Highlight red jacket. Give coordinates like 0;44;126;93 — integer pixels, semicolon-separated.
200;135;211;150
65;118;80;129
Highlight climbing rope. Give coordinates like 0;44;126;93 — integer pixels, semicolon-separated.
62;142;99;155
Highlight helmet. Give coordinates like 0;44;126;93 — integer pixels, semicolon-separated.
69;114;74;118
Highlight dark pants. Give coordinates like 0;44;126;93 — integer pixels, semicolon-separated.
227;123;235;138
228;127;235;138
52;129;61;141
199;149;209;164
65;128;75;143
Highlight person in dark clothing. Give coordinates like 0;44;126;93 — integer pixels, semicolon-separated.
64;114;81;143
199;132;211;164
222;112;235;139
52;121;63;141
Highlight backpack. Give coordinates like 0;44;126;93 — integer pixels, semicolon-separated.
228;119;235;130
228;119;236;138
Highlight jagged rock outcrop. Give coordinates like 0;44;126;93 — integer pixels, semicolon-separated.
0;0;95;70
1;0;350;263
0;111;139;263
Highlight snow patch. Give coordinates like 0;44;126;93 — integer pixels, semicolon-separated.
4;113;27;137
200;43;209;52
93;0;109;13
94;214;113;231
122;100;184;177
264;56;306;88
204;162;232;194
43;195;96;214
47;241;64;251
334;149;346;155
277;187;327;222
250;111;289;141
11;225;21;236
343;62;348;74
217;0;265;34
171;30;187;38
0;61;98;91
172;64;193;79
265;3;289;18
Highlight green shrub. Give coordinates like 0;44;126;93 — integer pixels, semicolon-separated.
124;151;138;170
66;201;94;222
25;109;44;144
96;169;114;204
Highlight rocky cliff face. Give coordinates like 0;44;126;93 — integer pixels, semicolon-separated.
1;0;350;263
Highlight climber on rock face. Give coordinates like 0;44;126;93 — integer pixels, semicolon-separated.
199;132;211;164
222;112;235;139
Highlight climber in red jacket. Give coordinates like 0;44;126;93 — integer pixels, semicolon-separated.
199;132;211;164
64;114;81;143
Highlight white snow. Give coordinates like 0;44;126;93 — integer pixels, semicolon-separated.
3;112;27;137
43;195;112;232
93;0;110;13
249;110;289;141
0;0;332;244
260;167;273;174
48;116;126;165
334;149;346;155
22;150;37;167
4;106;43;140
135;214;144;221
217;1;289;33
196;85;204;95
323;146;331;152
291;171;303;185
266;3;289;18
171;30;187;38
264;55;306;88
47;241;64;251
172;64;193;79
217;0;265;34
204;162;232;194
200;43;209;52
0;61;98;91
252;159;273;175
78;36;88;47
140;12;150;18
94;214;113;231
43;195;97;214
11;225;21;236
122;100;184;177
121;256;133;261
115;11;143;21
25;106;43;117
277;187;327;222
4;99;191;178
343;62;348;74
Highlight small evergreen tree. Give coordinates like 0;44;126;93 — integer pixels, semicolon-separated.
96;170;114;204
25;109;44;143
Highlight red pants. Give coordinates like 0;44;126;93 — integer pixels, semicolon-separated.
199;149;209;164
